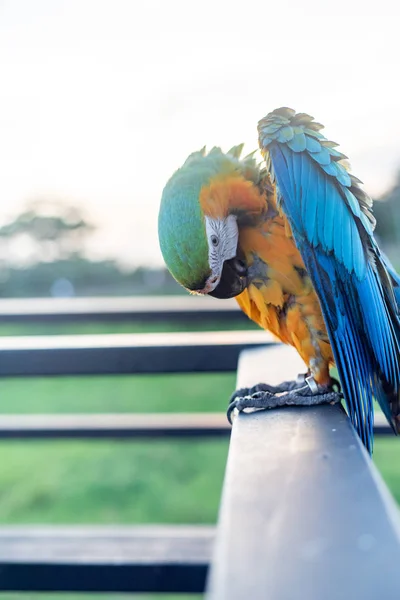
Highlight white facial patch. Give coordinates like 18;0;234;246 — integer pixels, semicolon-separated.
203;215;239;291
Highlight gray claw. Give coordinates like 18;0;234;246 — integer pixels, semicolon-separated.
227;382;342;424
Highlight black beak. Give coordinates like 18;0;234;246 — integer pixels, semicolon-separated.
209;257;247;299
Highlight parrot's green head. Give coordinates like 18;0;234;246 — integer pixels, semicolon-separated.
158;146;262;297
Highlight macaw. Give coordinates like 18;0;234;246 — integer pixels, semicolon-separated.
158;107;400;453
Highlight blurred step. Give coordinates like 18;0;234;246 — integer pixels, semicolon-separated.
0;412;390;439
0;524;213;593
0;329;275;376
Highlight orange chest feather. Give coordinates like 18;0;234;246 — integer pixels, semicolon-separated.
236;214;331;363
239;215;310;300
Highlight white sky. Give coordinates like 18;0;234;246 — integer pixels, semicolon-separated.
0;0;399;266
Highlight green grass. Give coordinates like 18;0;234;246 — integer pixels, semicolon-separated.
0;319;257;337
0;319;398;600
373;438;400;501
0;439;228;524
0;372;235;414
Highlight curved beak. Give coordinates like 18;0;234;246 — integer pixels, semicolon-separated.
209;257;247;299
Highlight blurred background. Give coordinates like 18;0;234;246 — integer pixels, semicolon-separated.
0;0;399;598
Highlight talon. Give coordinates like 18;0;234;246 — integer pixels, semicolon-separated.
227;399;238;425
227;390;275;424
227;396;249;424
228;387;251;405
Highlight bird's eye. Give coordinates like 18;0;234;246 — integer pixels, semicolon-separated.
210;235;219;247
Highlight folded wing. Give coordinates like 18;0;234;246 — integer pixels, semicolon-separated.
258;107;400;452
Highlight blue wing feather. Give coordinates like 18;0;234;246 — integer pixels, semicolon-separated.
258;108;400;452
306;136;321;153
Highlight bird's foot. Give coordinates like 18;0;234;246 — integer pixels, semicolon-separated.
227;376;342;424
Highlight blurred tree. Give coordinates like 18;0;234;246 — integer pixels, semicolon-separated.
0;199;182;297
0;199;94;262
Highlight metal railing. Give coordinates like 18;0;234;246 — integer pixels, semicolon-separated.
207;346;400;599
0;296;397;597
